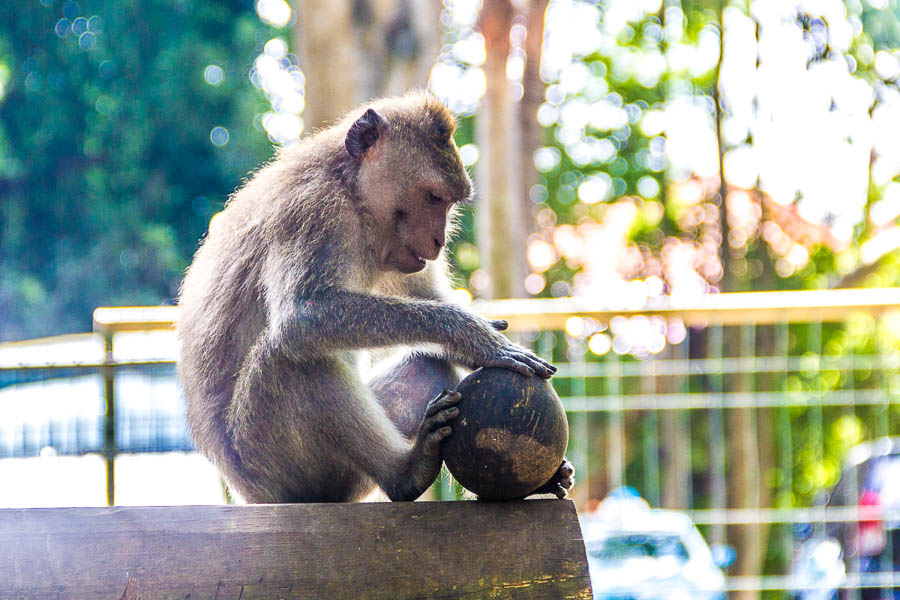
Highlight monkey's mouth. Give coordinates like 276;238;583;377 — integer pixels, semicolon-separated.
407;247;427;267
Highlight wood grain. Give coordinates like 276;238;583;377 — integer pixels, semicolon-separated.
0;500;591;599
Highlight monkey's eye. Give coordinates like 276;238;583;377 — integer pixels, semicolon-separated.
427;192;444;206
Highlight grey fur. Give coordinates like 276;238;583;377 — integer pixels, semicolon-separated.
177;91;556;503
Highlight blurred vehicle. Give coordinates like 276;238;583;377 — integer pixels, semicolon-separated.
791;438;900;600
828;437;900;600
579;487;733;600
789;525;845;600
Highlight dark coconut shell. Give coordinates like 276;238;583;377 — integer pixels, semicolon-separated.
442;367;569;500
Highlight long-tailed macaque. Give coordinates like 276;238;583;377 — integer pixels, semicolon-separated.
177;91;573;502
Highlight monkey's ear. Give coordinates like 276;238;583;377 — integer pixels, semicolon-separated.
346;108;386;158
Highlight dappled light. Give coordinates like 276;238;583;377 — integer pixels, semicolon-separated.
431;0;900;362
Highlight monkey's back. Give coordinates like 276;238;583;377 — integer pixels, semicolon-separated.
177;189;269;470
177;141;351;477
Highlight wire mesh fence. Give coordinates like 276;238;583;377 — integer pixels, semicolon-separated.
0;289;898;598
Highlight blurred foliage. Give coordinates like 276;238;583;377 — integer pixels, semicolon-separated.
446;0;900;302
493;0;900;587
0;0;276;340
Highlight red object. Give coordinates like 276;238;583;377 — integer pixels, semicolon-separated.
856;489;886;557
858;489;882;524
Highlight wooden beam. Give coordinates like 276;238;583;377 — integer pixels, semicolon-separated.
0;500;591;599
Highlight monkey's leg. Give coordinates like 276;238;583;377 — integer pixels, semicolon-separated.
363;352;468;500
230;345;460;503
329;366;461;502
367;351;462;439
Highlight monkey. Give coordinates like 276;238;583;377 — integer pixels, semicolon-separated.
177;91;574;503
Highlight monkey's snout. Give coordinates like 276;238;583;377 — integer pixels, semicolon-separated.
430;229;446;256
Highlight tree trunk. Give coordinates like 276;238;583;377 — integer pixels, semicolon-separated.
714;2;766;595
382;0;445;96
724;334;763;600
518;0;549;246
294;0;443;132
294;0;359;131
476;0;526;299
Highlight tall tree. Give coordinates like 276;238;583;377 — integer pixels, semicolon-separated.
519;0;550;242
293;0;444;132
712;2;767;594
0;0;273;340
476;0;528;299
293;0;357;130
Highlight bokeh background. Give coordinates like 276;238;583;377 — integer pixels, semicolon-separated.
4;0;900;341
2;1;900;597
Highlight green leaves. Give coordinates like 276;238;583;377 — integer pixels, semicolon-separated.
0;0;273;340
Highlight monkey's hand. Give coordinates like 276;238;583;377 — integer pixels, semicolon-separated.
447;313;556;379
528;459;575;499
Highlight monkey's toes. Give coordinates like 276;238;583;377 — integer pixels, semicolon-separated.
556;460;575;491
530;476;571;499
550;483;568;499
424;406;458;430
433;426;452;440
422;425;453;451
529;460;574;498
421;391;460;443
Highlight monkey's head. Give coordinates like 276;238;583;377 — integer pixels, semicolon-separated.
345;93;473;274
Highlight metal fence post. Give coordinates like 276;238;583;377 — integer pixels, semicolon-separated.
102;331;116;506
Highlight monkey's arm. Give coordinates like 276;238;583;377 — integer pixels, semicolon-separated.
276;289;555;378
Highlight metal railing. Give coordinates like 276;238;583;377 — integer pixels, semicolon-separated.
1;287;899;597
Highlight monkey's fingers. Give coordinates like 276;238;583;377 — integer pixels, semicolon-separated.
531;353;558;377
539;357;558;375
424;390;461;417
509;350;557;379
487;355;536;377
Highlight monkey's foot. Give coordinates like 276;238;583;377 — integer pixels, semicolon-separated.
418;388;462;452
385;389;461;501
529;459;575;499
